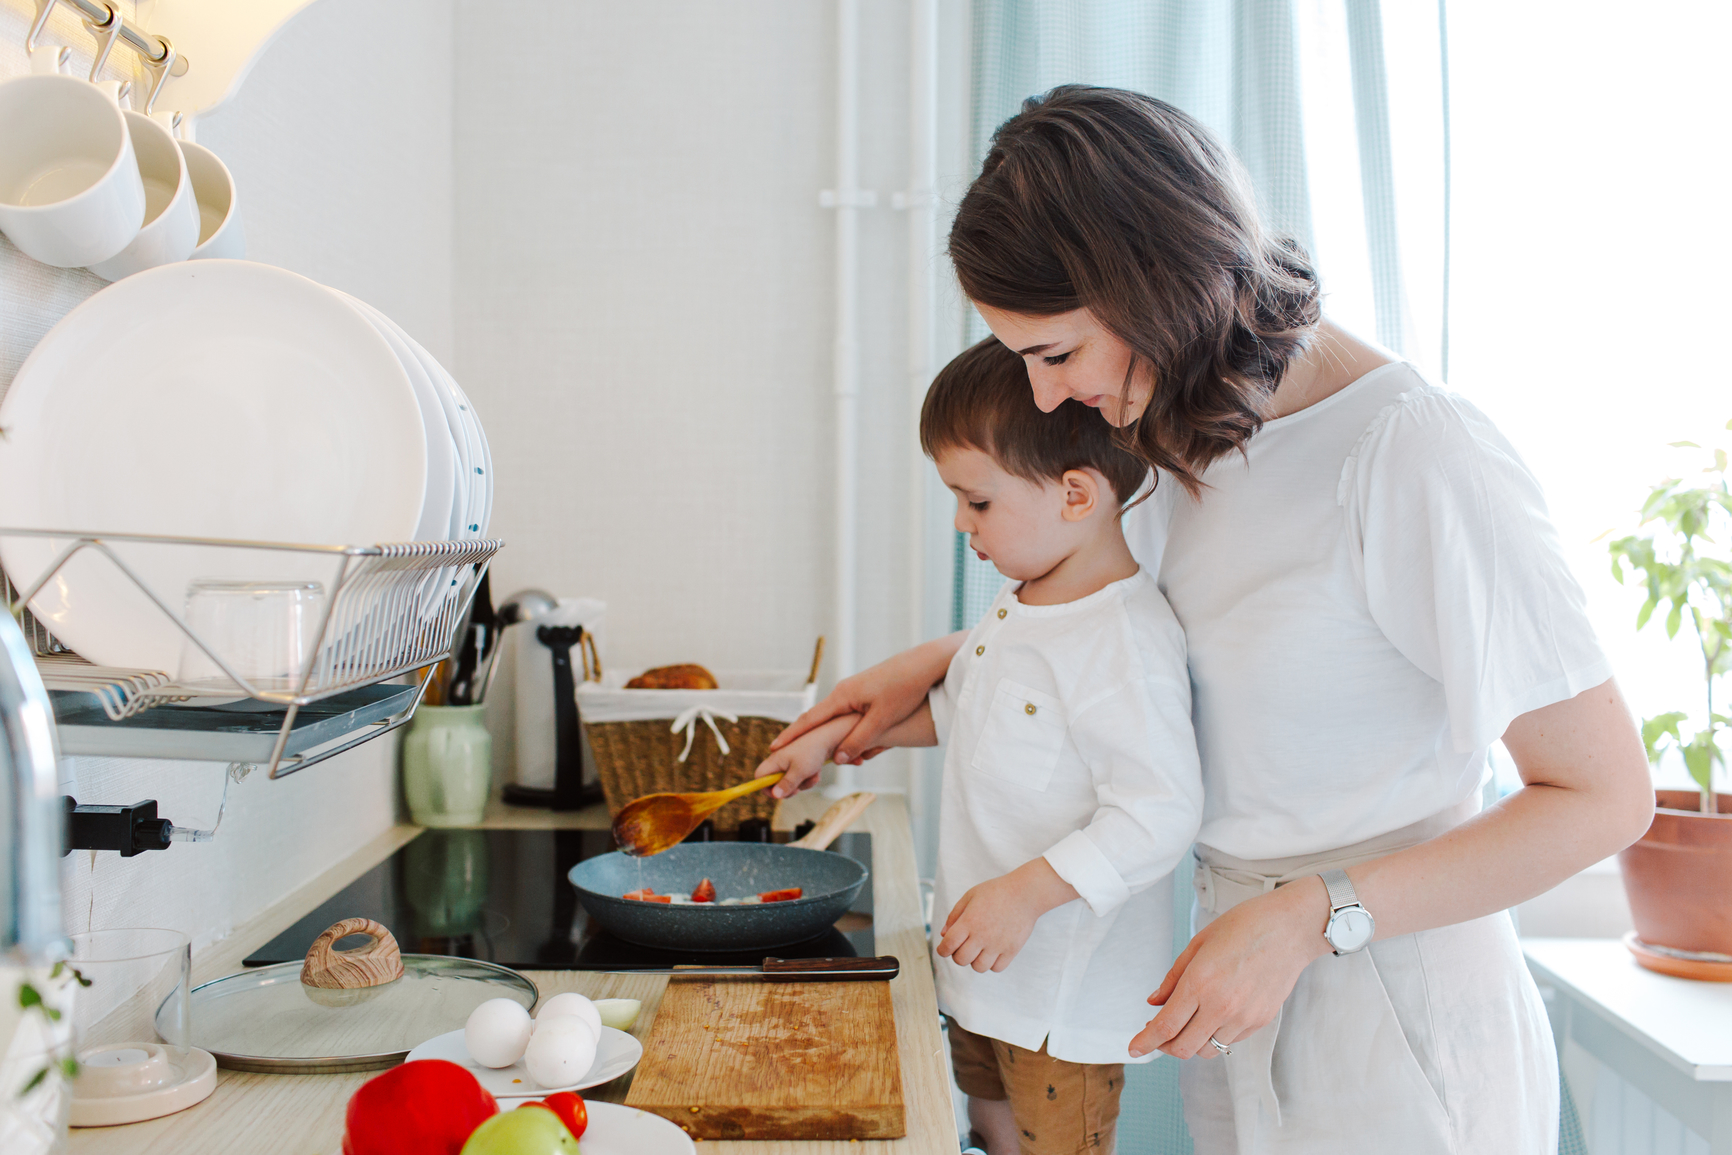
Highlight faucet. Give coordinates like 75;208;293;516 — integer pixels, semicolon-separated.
1;611;64;964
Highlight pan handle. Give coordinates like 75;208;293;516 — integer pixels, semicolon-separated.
761;955;899;982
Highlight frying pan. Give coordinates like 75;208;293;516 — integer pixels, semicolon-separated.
567;841;868;952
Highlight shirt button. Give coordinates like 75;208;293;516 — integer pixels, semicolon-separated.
997;608;1007;619
1024;703;1037;715
975;645;985;656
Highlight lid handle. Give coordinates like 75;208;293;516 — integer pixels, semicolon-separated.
300;917;404;990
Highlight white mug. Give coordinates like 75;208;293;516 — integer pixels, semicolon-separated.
0;73;146;268
87;111;200;282
177;140;245;261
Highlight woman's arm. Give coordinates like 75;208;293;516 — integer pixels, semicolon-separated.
1130;677;1654;1060
770;630;966;764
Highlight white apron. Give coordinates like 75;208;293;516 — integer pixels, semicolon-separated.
1178;802;1558;1155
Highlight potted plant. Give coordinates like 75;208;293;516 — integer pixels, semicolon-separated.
1607;428;1732;975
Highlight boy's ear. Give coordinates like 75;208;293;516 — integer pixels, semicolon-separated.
1059;469;1100;522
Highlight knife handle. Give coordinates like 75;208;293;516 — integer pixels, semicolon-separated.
761;955;899;982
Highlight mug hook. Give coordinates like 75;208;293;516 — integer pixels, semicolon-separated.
81;0;122;81
25;0;57;53
140;35;177;114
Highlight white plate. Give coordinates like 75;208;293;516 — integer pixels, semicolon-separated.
435;362;488;538
405;1025;642;1099
0;260;426;672
375;317;485;539
513;1100;695;1155
337;293;455;542
449;373;493;536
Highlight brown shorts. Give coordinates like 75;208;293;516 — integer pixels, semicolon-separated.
947;1018;1124;1155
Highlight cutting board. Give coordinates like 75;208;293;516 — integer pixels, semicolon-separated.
624;977;905;1140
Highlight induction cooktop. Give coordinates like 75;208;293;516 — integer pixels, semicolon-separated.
246;825;873;971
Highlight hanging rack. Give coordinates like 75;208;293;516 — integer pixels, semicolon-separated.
26;0;189;110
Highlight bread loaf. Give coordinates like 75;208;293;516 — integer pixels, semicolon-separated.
624;663;719;691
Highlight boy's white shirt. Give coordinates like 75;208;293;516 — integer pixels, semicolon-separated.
927;567;1202;1065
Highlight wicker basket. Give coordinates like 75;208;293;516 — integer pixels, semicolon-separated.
578;641;823;833
585;715;790;831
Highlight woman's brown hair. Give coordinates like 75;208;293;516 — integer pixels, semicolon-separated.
948;85;1321;494
921;337;1150;505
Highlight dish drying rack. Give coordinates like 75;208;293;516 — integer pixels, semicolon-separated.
1;529;501;778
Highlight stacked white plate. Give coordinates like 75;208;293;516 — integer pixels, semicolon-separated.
0;260;492;674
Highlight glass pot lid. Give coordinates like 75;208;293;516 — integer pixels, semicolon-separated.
186;954;537;1073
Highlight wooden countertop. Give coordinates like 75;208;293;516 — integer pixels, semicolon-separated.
68;791;953;1155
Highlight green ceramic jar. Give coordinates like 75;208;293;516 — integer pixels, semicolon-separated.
401;705;492;827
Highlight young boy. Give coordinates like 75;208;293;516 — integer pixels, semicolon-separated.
758;338;1202;1155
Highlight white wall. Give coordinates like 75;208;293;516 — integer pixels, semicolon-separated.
450;1;957;801
0;0;455;951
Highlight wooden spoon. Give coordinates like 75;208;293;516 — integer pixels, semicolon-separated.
612;772;786;857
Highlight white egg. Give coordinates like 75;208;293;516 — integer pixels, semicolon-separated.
464;998;533;1068
524;1015;599;1089
534;991;602;1041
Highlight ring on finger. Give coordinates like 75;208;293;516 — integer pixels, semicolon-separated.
1208;1035;1232;1056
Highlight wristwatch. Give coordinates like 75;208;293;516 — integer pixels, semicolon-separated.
1320;868;1375;956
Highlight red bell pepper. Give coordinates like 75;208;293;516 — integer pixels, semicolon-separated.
342;1059;498;1155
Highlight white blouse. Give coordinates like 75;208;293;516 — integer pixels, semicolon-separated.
1125;361;1611;861
927;570;1203;1064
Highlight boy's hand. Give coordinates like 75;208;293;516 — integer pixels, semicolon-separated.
936;858;1080;973
754;714;859;798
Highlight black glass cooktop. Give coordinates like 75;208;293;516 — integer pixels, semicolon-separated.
246;826;873;971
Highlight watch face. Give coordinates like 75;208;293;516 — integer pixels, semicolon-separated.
1328;907;1375;953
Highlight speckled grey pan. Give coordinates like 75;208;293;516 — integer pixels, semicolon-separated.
567;842;868;952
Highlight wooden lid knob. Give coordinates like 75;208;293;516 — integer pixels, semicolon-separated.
300;918;404;990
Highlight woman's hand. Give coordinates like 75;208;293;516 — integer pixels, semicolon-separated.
771;631;965;765
937;858;1079;973
1129;878;1330;1059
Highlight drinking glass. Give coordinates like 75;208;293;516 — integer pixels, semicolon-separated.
177;579;324;692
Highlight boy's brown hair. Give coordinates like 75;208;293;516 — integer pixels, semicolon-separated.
920;336;1151;504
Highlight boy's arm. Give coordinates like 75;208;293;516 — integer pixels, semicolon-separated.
757;701;937;797
938;673;1203;974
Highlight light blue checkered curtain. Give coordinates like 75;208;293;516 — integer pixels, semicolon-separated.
953;0;1450;635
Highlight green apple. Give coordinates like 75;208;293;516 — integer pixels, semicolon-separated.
459;1106;580;1154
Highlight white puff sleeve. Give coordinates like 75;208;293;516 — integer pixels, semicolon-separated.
1343;387;1612;753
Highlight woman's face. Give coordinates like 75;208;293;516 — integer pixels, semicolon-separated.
974;303;1152;427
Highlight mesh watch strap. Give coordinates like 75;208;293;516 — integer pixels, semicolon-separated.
1321;868;1359;912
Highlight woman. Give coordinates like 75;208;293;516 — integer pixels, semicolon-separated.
773;87;1652;1153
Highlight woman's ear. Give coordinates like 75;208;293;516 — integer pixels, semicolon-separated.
1059;469;1101;522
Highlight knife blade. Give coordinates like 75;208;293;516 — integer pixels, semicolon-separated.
600;955;898;982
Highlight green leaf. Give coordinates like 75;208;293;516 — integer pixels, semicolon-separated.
72;966;91;988
18;1067;47;1097
1667;601;1684;638
1672;441;1702;448
1636;598;1658;630
1642;712;1689;763
1717;449;1729;474
17;984;41;1010
1683;731;1721;796
59;1057;79;1080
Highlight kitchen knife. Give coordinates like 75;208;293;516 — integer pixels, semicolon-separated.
603;955;898;982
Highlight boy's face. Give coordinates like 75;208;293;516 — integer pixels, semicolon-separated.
935;447;1081;582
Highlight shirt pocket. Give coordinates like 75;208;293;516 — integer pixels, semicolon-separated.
970;679;1067;791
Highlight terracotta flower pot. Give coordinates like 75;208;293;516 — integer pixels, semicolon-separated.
1617;790;1732;957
